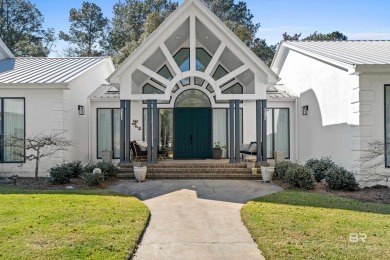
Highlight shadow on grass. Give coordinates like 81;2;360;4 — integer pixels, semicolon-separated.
249;190;390;215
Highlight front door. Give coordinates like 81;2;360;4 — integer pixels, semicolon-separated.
174;108;212;159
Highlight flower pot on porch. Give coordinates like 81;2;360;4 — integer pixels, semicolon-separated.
133;166;147;182
212;148;223;159
261;167;275;182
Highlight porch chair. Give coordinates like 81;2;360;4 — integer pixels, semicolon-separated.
240;142;257;161
130;141;166;161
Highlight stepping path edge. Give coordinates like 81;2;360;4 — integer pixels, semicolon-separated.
109;180;283;260
129;210;151;260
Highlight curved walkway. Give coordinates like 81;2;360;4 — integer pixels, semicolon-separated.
109;180;283;260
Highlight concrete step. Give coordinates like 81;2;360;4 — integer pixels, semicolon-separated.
119;167;254;173
117;172;262;180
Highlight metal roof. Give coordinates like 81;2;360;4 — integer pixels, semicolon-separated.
284;40;390;66
89;84;120;100
266;85;295;99
0;57;108;85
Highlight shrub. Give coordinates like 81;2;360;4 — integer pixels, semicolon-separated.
65;161;83;177
84;162;119;179
48;164;73;184
82;172;105;186
275;161;294;180
284;164;315;189
305;157;336;182
325;166;358;191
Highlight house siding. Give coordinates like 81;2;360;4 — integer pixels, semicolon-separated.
277;49;359;171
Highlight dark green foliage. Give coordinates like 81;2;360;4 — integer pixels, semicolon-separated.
0;0;55;56
275;161;294;180
84;162;119;179
48;164;73;184
82;172;105;186
59;1;109;56
65;161;83;178
283;31;348;41
305;157;336;182
325;166;358;191
283;164;315;190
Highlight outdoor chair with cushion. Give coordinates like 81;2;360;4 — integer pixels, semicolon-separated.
240;142;257;161
130;140;166;161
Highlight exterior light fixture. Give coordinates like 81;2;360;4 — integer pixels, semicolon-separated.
302;105;309;116
78;105;85;115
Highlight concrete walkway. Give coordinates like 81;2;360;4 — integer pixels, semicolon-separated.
109;180;283;260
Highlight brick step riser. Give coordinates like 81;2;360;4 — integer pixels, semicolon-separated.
117;173;262;180
119;168;255;173
119;165;254;169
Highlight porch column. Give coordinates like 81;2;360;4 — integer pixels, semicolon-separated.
229;100;235;163
234;100;240;162
261;100;267;163
125;100;131;162
152;100;158;164
120;100;125;162
147;100;152;163
256;100;262;163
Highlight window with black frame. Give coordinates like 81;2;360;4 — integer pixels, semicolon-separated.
97;108;120;159
266;108;290;159
0;98;25;163
385;85;390;167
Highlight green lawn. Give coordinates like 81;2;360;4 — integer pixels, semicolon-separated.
241;191;390;260
0;186;149;260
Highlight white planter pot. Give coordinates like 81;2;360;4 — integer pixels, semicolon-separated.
251;168;258;175
261;167;274;182
133;166;147;182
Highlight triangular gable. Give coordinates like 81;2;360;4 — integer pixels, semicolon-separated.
109;0;278;101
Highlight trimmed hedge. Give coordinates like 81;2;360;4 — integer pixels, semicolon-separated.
84;162;119;179
275;161;294;180
284;164;316;190
82;172;105;186
305;157;336;182
325;166;358;191
48;164;73;184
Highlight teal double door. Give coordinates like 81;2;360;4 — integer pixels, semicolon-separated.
174;108;212;159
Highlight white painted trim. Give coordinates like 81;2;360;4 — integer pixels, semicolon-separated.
216;65;249;86
190;14;196;72
204;42;226;76
160;43;182;76
137;65;171;86
0;38;15;59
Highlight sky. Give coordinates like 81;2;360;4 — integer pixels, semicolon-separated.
30;0;390;57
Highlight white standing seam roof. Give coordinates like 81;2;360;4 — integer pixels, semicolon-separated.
283;40;390;65
0;57;108;85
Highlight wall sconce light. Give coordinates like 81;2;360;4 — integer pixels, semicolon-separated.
302;105;309;116
132;119;141;131
78;105;85;115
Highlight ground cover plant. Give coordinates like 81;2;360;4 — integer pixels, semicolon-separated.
0;186;149;260
241;191;390;260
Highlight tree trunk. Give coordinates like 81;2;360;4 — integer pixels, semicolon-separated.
35;151;40;180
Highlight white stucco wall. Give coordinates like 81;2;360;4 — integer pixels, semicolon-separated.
277;50;359;170
0;88;65;177
356;74;390;187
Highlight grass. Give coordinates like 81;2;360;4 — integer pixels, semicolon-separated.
241;191;390;260
0;186;150;260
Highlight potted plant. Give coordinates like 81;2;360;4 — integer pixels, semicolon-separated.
133;161;147;182
261;166;275;182
213;142;223;159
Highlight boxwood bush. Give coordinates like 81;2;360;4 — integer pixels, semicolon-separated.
65;161;83;178
48;164;73;184
275;161;294;180
325;166;358;191
82;172;105;186
84;162;119;179
284;164;315;189
305;157;336;182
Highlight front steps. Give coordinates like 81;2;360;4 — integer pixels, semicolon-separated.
117;161;265;180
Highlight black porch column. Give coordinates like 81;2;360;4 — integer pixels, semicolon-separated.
234;100;240;163
261;100;267;163
147;100;152;163
152;100;158;164
256;100;262;162
120;100;125;162
229;100;235;163
124;100;131;162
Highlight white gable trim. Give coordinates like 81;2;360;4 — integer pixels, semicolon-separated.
0;38;15;59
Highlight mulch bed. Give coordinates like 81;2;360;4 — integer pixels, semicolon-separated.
0;177;117;190
274;179;390;204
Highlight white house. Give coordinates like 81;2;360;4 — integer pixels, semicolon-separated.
272;40;390;187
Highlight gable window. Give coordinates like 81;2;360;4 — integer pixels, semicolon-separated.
173;48;212;72
0;98;25;163
266;108;290;159
97;108;120;159
385;85;390;167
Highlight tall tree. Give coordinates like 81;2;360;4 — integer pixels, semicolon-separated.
59;2;109;57
0;0;55;57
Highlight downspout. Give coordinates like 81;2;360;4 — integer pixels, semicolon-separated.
295;96;299;163
83;98;92;167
